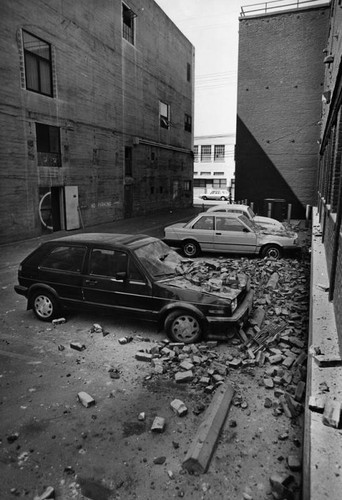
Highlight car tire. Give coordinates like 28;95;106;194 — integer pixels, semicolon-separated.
182;240;200;258
261;244;282;259
32;290;60;322
164;310;203;343
202;196;207;200
220;196;227;201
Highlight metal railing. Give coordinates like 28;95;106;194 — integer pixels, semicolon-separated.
240;0;330;17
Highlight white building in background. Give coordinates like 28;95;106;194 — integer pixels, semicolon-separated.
193;134;235;201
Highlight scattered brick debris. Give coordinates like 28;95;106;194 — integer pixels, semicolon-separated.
52;318;66;325
77;391;95;408
70;342;86;351
151;417;166;433
33;486;55;500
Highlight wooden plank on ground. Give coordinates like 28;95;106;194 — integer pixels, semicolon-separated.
182;382;235;474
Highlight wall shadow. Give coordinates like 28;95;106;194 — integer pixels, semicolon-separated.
235;116;307;219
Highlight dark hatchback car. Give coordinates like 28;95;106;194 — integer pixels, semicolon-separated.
14;233;254;343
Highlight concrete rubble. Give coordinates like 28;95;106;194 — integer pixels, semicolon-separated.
131;254;310;491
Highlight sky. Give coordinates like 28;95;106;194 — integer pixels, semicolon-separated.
154;0;244;137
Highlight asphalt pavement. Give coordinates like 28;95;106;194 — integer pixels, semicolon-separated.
0;206;201;270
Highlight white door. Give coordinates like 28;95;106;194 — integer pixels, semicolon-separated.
64;186;80;230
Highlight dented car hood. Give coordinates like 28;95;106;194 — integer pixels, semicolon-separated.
157;260;249;302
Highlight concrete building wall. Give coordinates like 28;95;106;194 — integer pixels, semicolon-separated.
0;0;194;243
236;5;330;218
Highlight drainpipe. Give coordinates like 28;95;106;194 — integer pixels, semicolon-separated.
328;175;342;302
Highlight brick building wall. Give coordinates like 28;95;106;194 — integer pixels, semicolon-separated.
317;0;342;341
0;0;194;243
236;5;329;218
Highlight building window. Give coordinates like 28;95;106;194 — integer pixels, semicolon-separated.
160;101;170;129
184;180;192;191
122;3;135;45
214;172;224;176
194;146;199;162
187;63;191;82
125;146;132;176
23;30;52;97
36;123;61;167
201;145;211;161
184;114;192;132
214;145;225;162
200;171;211;176
213;179;227;188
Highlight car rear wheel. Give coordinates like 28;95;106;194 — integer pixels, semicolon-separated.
164;310;203;343
202;196;207;200
220;196;227;201
32;290;60;321
261;244;282;259
182;240;200;258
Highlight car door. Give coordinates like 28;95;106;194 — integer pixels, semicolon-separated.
188;215;215;251
82;247;155;318
37;245;87;305
213;216;258;254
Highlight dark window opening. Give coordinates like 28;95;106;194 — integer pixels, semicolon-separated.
36;123;61;167
160;101;170;129
23;30;52;97
194;145;199;162
122;4;135;45
125;146;132;176
187;63;191;82
184;114;192;133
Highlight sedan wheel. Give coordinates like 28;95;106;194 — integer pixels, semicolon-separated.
165;310;203;343
261;245;282;259
32;291;59;321
182;240;200;258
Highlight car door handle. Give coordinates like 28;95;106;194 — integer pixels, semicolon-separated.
85;279;98;285
215;232;222;235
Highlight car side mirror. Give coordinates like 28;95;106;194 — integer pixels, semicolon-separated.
115;271;127;281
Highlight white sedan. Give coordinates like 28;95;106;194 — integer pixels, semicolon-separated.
206;203;285;230
164;212;299;259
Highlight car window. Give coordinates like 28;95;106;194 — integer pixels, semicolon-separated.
90;249;127;277
128;258;145;282
192;216;214;230
216;217;245;232
40;246;86;272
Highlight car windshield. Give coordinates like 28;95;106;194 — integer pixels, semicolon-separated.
247;207;256;218
239;214;257;230
134;240;183;279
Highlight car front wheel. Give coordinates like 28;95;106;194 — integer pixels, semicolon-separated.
202;196;207;200
261;244;282;259
182;240;200;258
220;196;227;201
164;310;203;343
32;290;60;321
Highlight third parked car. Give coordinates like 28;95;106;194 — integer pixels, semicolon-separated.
206;203;285;230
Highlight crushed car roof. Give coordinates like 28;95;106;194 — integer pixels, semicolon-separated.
47;233;155;248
